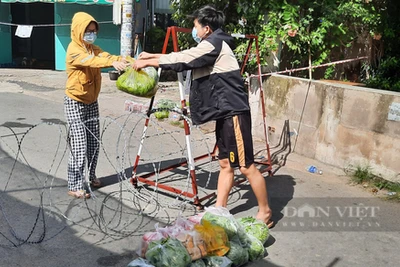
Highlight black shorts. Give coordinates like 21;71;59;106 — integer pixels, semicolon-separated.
215;111;254;168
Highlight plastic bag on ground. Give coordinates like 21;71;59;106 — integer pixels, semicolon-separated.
176;230;207;261
159;216;195;239
246;233;265;261
225;240;249;266
139;218;195;257
201;207;248;246
145;237;191;267
188;259;206;267
173;216;196;231
203;256;232;267
188;212;205;224
237;216;269;244
127;257;154;267
194;220;229;257
138;223;168;257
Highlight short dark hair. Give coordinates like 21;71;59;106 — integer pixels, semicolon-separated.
189;5;225;31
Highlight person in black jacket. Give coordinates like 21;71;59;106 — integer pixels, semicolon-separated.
133;5;273;227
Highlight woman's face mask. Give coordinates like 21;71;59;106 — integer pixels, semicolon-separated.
83;32;97;44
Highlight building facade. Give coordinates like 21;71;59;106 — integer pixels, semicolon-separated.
0;0;170;70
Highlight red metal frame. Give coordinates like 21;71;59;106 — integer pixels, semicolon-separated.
130;26;272;208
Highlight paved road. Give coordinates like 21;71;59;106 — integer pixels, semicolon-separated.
0;69;399;267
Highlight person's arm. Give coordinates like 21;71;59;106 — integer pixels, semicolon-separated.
132;58;159;70
67;45;126;70
133;41;218;72
158;41;218;72
138;52;163;60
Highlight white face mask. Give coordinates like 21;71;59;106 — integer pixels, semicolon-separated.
83;32;97;44
192;27;202;43
192;26;209;44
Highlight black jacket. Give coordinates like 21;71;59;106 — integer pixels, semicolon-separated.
159;29;250;125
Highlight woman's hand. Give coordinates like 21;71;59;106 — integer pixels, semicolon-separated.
112;61;128;71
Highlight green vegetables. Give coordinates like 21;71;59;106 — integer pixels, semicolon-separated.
116;66;158;98
201;212;238;239
246;234;265;261
154;99;176;120
203;256;232;267
237;217;270;244
145;237;191;267
154;110;169;119
225;241;249;266
137;209;269;267
188;259;206;267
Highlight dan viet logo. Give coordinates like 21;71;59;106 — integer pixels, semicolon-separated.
283;203;380;218
281;202;382;230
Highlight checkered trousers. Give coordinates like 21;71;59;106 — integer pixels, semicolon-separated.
64;96;100;191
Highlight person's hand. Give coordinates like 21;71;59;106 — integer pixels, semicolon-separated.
132;59;148;71
120;57;128;64
112;61;128;72
138;52;152;60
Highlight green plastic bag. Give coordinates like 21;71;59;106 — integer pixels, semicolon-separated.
237;217;270;244
145;237;191;267
116;66;158;98
225;241;249;266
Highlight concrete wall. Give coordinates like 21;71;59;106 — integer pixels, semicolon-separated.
251;75;400;183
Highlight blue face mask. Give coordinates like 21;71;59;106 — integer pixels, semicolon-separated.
83;32;97;44
192;27;202;43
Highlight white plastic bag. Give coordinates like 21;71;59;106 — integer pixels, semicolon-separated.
127;257;154;267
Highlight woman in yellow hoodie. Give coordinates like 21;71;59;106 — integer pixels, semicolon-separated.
64;12;126;198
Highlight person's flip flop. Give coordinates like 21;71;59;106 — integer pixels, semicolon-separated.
68;190;90;199
91;177;102;188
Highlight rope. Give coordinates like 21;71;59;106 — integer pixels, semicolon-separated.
0;21;114;27
249;56;369;78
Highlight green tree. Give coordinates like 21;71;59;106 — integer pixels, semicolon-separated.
364;0;400;91
171;0;383;79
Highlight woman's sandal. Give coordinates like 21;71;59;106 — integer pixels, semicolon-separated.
68;190;91;199
91;177;102;188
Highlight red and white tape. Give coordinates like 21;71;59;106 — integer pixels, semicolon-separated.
250;56;369;78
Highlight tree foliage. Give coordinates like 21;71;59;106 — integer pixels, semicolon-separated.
170;0;400;90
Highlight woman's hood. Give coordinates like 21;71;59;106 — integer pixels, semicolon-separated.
70;12;98;46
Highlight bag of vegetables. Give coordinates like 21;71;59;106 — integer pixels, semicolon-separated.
203;256;232;267
225;241;249;266
194;220;229;257
201;207;248;246
145;237;191;267
138;223;170;257
175;230;207;261
245;234;265;261
127;257;154;267
138;230;165;257
116;66;158;98
237;217;270;244
188;259;206;267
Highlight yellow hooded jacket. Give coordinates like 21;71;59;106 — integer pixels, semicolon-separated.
65;12;120;104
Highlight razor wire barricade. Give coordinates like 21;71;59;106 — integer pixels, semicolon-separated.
0;112;218;247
